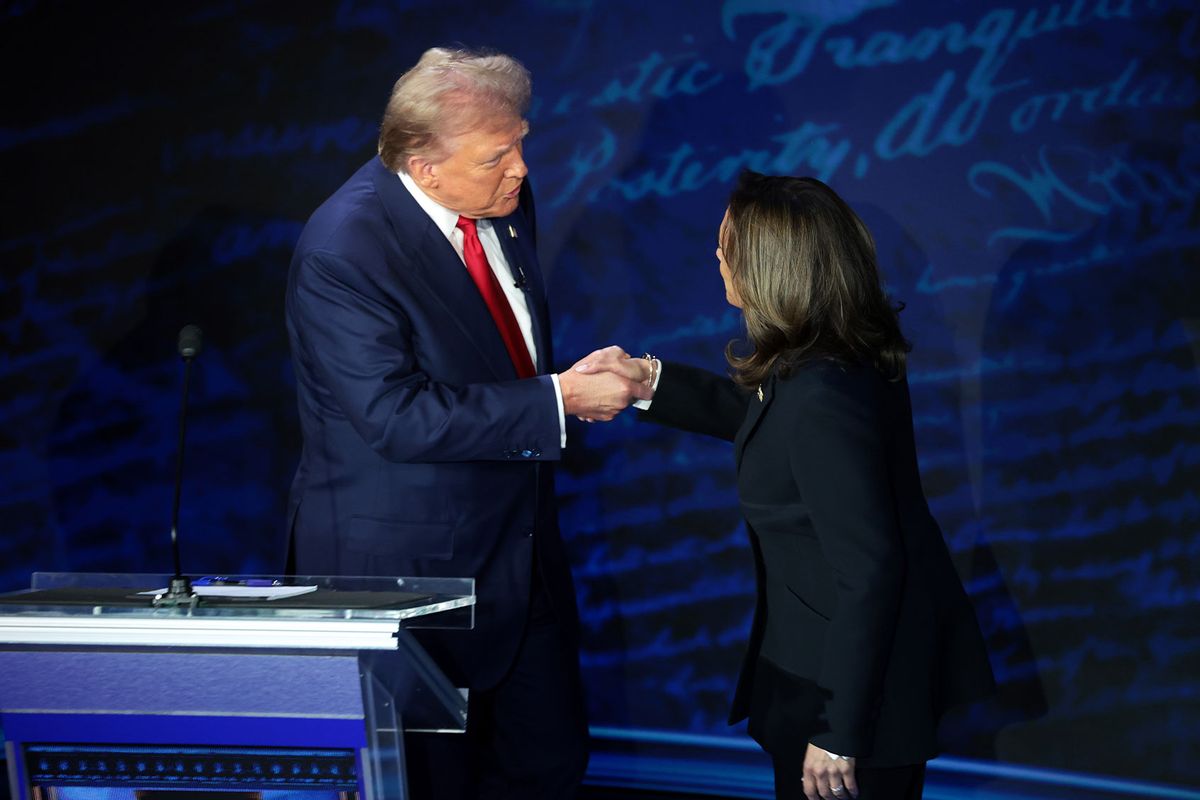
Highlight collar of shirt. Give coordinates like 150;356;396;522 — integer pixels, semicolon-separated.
397;170;493;242
394;168;565;447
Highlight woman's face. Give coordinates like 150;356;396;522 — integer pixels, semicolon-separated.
717;208;743;308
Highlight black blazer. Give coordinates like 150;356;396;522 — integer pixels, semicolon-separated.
642;359;994;766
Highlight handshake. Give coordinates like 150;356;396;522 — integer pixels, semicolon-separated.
557;345;655;422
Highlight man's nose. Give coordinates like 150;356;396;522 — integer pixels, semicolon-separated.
507;152;528;179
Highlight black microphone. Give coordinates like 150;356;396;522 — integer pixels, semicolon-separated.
503;222;529;289
164;324;202;603
178;324;203;359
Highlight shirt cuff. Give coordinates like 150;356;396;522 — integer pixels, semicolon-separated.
550;372;567;448
631;358;662;411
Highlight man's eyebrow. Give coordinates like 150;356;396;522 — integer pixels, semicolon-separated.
481;128;529;162
479;145;509;163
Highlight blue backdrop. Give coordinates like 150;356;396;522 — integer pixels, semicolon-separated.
1;0;1197;791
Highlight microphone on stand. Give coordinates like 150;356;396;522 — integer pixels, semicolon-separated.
163;324;202;604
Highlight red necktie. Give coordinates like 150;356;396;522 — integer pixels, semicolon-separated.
456;216;536;378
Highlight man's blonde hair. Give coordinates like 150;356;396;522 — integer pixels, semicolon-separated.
378;47;531;173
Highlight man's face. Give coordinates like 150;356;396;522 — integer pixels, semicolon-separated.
416;115;529;219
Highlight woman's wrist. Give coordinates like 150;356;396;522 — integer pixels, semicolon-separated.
640;353;660;389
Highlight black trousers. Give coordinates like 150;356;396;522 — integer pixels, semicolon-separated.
403;576;590;799
773;759;926;800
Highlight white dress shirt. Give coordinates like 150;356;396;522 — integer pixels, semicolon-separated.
398;171;567;446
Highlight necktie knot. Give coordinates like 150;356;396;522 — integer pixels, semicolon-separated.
456;215;477;236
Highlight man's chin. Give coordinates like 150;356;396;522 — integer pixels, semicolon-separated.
490;195;521;217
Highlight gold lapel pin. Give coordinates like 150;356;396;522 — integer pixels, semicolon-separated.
756;385;764;402
507;224;518;239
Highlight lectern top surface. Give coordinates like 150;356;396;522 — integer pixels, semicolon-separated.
0;573;475;624
0;586;433;609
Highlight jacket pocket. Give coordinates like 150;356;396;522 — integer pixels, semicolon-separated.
344;515;454;560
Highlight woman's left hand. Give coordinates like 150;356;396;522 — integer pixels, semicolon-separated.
802;743;858;800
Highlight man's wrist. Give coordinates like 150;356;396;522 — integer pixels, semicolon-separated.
549;373;567;447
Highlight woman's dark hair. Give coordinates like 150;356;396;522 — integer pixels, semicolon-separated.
722;171;910;388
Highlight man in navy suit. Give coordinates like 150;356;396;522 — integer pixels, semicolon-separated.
285;47;647;799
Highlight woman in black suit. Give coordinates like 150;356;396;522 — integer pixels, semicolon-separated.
580;172;994;799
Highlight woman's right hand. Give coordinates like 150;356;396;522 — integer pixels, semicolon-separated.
571;345;651;383
562;345;653;422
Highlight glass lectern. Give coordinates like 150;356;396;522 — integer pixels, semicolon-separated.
0;572;475;800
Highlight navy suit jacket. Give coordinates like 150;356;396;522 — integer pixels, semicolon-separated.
643;360;994;766
285;156;577;689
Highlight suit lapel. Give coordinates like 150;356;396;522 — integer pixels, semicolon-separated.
493;213;551;373
370;159;517;382
735;375;774;471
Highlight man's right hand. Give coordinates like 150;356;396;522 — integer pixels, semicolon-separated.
559;347;652;421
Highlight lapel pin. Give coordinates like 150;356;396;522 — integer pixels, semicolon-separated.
507;224;518;239
756;385;764;402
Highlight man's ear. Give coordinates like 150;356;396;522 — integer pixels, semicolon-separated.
408;156;438;189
